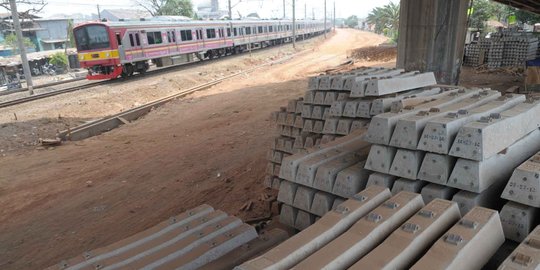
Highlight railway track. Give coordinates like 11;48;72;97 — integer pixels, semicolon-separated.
0;36;317;110
0;80;108;109
58;51;303;141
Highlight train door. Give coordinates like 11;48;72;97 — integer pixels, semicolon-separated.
127;31;143;61
167;29;178;55
219;28;226;46
195;28;205;50
115;31;125;60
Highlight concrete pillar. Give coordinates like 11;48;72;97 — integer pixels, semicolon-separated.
397;0;469;85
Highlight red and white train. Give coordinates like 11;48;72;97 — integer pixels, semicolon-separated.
73;19;330;80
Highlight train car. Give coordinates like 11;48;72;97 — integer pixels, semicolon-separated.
73;19;330;80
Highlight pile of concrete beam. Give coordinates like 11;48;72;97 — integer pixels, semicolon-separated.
364;90;540;236
464;38;491;67
265;69;445;230
46;205;288;270
487;40;505;69
237;186;506;269
464;30;539;69
264;67;439;191
499;151;540;243
498;225;540;269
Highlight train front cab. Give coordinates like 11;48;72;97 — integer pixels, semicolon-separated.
74;23;123;80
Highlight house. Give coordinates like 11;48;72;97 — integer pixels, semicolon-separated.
0;13;71;55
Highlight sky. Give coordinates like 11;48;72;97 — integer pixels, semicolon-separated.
6;0;398;20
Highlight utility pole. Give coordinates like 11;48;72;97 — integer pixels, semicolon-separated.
333;1;336;31
228;0;232;20
292;0;296;49
9;0;33;94
283;0;286;18
304;3;306;20
324;0;327;38
228;0;233;37
97;4;101;20
312;8;315;20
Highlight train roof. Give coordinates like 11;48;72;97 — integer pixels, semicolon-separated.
74;19;327;29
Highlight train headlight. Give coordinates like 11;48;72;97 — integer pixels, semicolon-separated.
79;55;84;60
106;53;110;57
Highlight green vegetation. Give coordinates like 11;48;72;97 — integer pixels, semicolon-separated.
366;2;400;43
67;20;75;48
344;15;359;28
49;52;68;68
468;0;540;31
161;0;194;17
137;0;194;18
3;33;35;53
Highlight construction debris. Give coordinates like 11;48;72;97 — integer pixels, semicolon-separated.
348;45;398;62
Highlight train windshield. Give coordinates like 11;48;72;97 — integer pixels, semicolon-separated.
74;25;110;51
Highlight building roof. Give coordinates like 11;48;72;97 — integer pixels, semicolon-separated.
492;0;540;15
101;9;152;20
0;13;40;20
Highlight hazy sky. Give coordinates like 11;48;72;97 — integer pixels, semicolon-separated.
7;0;398;19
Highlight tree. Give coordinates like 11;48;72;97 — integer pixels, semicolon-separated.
161;0;193;17
66;19;75;48
3;33;34;53
468;0;540;30
366;2;400;42
468;0;492;29
0;0;47;20
344;15;358;28
513;9;540;25
49;52;67;68
135;0;194;17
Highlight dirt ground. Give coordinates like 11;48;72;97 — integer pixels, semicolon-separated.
0;29;389;270
0;34;330;157
460;66;526;92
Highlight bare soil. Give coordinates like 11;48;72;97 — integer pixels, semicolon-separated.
0;29;389;270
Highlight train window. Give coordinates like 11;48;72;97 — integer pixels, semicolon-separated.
227;28;231;37
116;33;122;45
269;26;273;32
239;28;244;35
206;28;216;39
167;32;172;43
135;33;141;46
257;26;263;33
74;25;110;51
245;27;251;35
233;28;237;36
147;31;162;45
129;34;134;46
180;30;192;41
171;31;176;42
